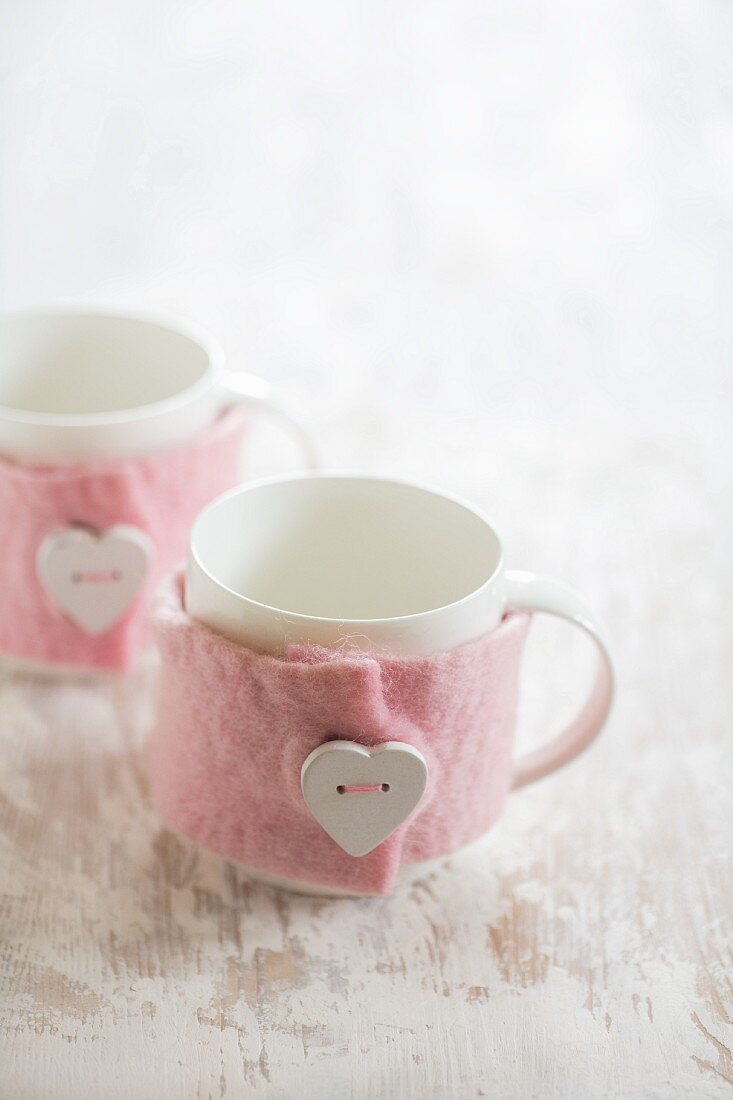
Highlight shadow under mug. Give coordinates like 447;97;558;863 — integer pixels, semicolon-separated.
187;474;614;793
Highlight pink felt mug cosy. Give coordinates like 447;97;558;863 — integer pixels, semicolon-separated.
149;558;614;896
0;408;250;672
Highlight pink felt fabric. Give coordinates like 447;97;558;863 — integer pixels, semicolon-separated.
149;570;532;896
0;409;249;672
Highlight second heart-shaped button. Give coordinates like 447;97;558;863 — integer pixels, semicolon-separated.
37;523;154;634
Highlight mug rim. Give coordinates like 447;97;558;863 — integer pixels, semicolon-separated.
0;306;223;427
188;472;506;628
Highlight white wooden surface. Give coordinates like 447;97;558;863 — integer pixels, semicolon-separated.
1;3;731;1097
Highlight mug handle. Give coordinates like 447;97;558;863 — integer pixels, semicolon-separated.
218;368;318;470
504;570;615;789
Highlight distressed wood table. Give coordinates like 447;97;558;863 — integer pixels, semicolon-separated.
1;423;730;1099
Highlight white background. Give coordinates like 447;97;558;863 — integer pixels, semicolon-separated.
1;1;731;458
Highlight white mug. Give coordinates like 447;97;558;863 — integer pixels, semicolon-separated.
187;473;614;787
0;308;316;463
181;473;615;894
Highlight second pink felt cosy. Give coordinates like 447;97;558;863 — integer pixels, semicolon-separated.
149;571;532;896
0;408;248;671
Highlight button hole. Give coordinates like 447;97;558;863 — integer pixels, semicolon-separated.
336;783;390;794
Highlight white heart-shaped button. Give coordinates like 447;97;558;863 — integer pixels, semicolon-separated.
301;741;428;857
37;524;154;635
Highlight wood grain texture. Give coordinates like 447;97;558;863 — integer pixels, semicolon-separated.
1;1;731;1095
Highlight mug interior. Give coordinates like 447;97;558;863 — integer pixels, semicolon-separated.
0;313;211;418
192;477;502;620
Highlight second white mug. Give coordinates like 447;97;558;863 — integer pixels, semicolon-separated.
0;308;315;463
